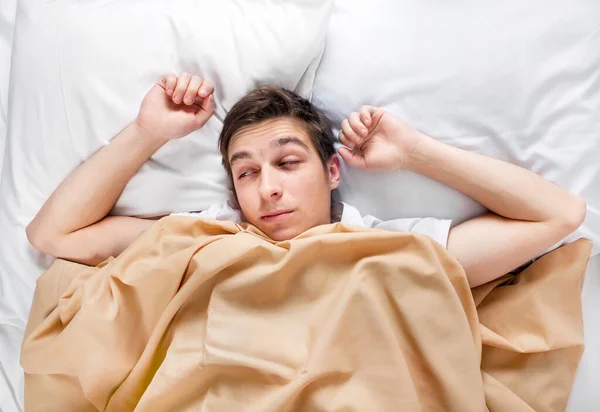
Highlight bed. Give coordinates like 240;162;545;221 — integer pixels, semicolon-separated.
1;0;599;410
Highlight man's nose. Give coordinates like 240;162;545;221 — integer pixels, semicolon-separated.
258;168;283;200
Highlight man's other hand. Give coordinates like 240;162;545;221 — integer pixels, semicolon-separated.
337;106;422;172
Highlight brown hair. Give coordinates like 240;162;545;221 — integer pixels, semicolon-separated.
219;86;336;189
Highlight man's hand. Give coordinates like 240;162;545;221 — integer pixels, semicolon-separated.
136;73;215;142
337;106;421;172
337;105;585;288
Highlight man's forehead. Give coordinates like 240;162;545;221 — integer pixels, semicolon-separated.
229;118;312;151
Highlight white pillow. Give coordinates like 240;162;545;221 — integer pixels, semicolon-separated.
313;0;600;255
0;0;331;408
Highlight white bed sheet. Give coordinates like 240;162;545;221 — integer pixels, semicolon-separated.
0;0;16;178
0;1;18;411
567;252;600;411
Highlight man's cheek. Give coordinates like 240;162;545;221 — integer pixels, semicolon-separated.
240;192;257;216
235;191;249;212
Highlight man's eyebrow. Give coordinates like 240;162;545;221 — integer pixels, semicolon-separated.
229;136;309;166
229;151;252;166
270;136;309;151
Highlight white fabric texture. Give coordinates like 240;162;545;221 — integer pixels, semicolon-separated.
569;252;600;411
0;0;16;180
0;2;18;411
0;0;332;410
173;202;452;248
313;0;600;256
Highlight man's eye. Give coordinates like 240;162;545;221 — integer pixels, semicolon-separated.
238;171;253;179
279;161;299;167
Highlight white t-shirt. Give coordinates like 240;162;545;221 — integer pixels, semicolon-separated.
172;202;452;249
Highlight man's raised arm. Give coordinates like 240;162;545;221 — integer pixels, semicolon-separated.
338;106;585;287
27;73;215;265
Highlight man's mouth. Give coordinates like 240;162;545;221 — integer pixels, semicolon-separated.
261;211;294;222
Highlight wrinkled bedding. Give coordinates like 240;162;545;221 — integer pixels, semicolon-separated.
21;217;592;411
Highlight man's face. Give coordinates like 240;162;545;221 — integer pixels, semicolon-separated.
228;117;341;241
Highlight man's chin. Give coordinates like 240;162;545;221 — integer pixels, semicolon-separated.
263;226;304;242
267;230;296;242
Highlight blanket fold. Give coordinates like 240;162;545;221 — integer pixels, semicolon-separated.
21;217;592;411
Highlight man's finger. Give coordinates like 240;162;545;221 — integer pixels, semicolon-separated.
338;130;355;149
349;112;367;138
338;147;366;170
162;73;177;96
341;119;361;145
184;76;202;105
172;72;191;104
360;106;372;127
198;79;215;98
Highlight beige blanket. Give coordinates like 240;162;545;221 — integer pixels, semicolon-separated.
21;217;592;411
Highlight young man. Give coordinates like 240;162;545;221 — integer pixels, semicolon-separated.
26;73;586;288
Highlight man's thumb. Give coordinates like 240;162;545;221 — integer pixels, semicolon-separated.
196;95;215;124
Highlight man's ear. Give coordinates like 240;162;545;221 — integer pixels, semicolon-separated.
327;155;342;190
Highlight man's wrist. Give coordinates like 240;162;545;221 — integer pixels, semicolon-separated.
131;120;170;146
402;132;433;173
128;121;170;154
